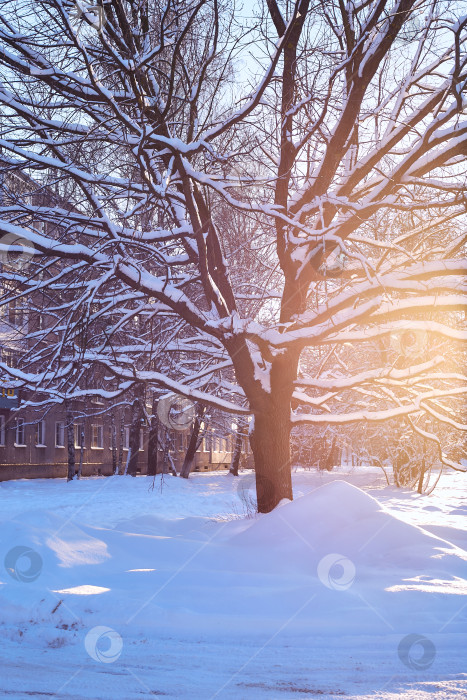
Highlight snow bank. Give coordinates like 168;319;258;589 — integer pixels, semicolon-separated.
1;471;466;699
1;478;465;637
230;480;467;570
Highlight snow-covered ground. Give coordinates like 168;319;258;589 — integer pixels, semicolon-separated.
1;467;466;699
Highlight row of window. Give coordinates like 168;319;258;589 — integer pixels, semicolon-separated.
3;418;143;451
202;435;232;453
0;349;18;369
171;432;233;453
1;416;246;454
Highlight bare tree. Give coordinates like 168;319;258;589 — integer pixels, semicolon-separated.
147;392;160;477
230;416;248;476
65;400;75;481
180;402;206;478
0;0;466;511
126;385;145;477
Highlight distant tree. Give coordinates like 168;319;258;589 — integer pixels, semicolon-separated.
230;417;248;476
0;0;465;511
180;403;206;479
126;386;145;477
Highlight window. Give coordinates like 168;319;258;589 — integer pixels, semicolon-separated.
35;420;46;446
35;309;47;332
15;418;26;446
55;421;65;447
8;298;24;327
91;424;104;449
0;415;5;446
74;423;85;448
122;427;144;451
1;349;16;369
174;432;184;452
202;433;211;452
123;426;130;450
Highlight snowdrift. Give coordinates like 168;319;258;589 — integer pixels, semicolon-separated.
1;472;466;699
1;479;465;639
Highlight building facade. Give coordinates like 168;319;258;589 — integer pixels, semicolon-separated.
0;402;249;481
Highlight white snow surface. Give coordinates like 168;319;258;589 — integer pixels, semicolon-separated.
0;467;466;699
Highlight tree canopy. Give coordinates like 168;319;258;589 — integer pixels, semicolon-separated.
0;0;465;510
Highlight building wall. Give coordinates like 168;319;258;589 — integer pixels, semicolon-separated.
0;403;116;480
0;403;251;481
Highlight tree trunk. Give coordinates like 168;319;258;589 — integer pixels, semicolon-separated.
180;403;205;479
324;436;337;472
127;395;144;477
66;404;75;482
77;425;84;479
147;396;159;476
110;410;117;475
161;427;170;474
117;412;125;474
124;447;131;475
229;417;246;476
225;337;299;513
417;439;427;494
249;406;293;513
168;450;177;476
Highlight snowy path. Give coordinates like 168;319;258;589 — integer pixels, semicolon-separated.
1;468;466;699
